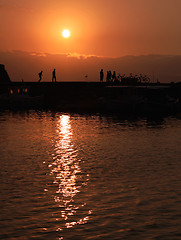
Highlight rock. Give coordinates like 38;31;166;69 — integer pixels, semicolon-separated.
0;64;11;83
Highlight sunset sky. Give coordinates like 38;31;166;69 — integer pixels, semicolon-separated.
1;0;181;57
0;0;181;82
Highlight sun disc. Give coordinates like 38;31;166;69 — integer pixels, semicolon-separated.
62;29;70;38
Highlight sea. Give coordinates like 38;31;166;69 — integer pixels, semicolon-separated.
1;110;181;240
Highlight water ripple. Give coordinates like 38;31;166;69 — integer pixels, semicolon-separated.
1;111;181;239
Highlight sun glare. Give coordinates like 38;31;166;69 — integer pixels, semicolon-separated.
62;29;71;38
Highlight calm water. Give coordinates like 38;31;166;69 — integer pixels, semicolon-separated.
1;111;181;240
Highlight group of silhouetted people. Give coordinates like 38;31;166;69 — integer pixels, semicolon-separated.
38;69;56;82
100;69;118;83
100;69;151;85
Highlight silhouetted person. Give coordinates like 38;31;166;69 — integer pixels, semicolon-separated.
106;71;109;82
52;69;56;82
112;71;116;81
106;70;112;82
100;69;104;82
38;70;43;82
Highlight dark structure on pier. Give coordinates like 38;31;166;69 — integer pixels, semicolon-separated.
0;64;11;83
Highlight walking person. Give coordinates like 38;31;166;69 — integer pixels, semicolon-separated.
38;70;43;82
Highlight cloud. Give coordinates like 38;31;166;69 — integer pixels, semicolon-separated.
1;50;181;83
29;52;47;57
67;53;100;59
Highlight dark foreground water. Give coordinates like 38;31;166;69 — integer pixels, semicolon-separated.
1;111;181;240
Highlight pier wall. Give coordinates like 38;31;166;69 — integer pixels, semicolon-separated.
1;82;181;113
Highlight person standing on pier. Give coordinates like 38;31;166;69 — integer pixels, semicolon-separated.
112;71;116;82
52;69;56;82
38;70;43;82
100;69;104;82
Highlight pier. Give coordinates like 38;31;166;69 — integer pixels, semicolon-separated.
1;81;181;115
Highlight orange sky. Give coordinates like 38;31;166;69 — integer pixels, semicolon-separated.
1;0;181;57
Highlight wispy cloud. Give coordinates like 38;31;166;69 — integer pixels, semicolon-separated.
29;52;47;57
29;51;100;59
67;53;99;59
1;50;181;83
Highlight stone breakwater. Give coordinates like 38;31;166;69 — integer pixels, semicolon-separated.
0;64;11;83
1;82;181;114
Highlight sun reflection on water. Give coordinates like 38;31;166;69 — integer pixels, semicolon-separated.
48;115;91;232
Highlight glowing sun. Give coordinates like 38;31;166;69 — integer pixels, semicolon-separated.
62;29;71;38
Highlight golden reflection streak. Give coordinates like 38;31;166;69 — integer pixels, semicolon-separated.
49;115;91;231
